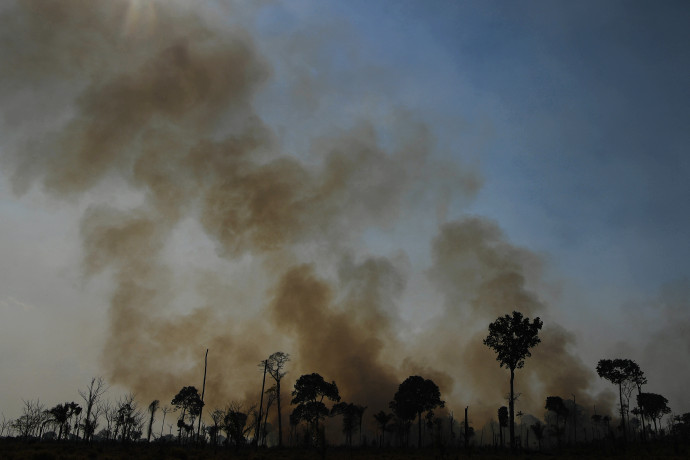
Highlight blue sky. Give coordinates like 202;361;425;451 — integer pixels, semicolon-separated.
329;0;690;292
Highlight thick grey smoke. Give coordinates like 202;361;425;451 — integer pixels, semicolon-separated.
0;0;608;429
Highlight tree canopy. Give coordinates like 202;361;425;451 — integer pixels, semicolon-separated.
390;375;444;448
171;386;204;418
596;358;643;442
291;373;340;433
483;311;543;371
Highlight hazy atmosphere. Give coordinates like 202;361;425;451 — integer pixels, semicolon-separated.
1;0;688;434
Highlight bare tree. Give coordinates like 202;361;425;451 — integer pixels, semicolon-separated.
160;405;173;439
78;377;107;442
1;413;13;437
266;351;290;447
13;399;46;439
261;385;278;446
99;400;117;440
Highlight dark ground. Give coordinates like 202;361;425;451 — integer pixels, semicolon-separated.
1;439;688;460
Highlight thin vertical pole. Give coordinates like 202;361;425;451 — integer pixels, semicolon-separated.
464;406;469;449
572;394;576;444
197;349;208;443
256;360;268;446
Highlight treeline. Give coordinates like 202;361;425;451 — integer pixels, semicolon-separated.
2;312;689;454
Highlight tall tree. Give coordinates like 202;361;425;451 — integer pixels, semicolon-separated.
390;375;444;448
266;351;290;447
146;400;159;442
291;373;340;446
484;311;543;452
596;358;640;443
197;349;209;443
261;385;278;446
628;363;648;440
255;359;268;446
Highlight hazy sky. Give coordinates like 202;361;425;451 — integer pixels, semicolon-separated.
1;0;688;424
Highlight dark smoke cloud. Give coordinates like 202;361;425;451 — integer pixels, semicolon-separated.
0;0;605;430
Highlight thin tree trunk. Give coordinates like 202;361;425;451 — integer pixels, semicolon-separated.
637;385;647;441
277;378;283;447
418;411;422;448
465;406;469;449
572;394;576;444
618;382;626;443
256;360;267;446
160;411;167;438
508;368;515;452
197;349;208;443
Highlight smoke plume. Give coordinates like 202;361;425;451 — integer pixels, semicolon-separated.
0;0;608;432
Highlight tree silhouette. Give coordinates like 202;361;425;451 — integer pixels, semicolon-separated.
291;373;340;445
545;396;568;446
530;421;545;451
484;311;542;451
260;385;277;446
628;362;648;440
114;394;141;442
223;402;252;449
331;402;359;447
266;351;290;447
208;408;224;446
14;399;47;439
373;410;393;447
171;386;204;443
78;377;106;442
637;392;671;436
146;400;159;442
49;403;69;441
390;375;444;448
159;405;173;439
596;358;640;442
498;406;508;447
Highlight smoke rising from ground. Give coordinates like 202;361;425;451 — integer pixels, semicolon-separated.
0;0;609;426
